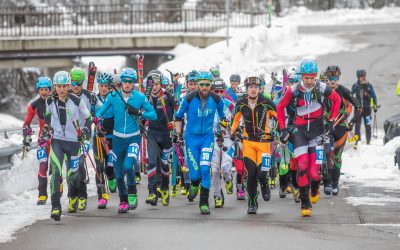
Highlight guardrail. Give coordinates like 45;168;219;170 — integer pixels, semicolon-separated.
0;4;269;37
0;125;39;171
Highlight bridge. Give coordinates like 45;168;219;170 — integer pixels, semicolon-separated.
0;3;269;70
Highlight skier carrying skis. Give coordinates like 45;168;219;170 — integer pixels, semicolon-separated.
145;70;177;206
174;70;226;214
323;66;361;195
277;59;340;217
95;67;157;213
69;67;102;211
92;72;117;209
22;76;52;205
44;71;92;221
351;69;378;145
210;78;235;208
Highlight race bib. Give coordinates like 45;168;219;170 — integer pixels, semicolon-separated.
127;143;140;159
70;155;81;172
261;153;271;171
36;147;48;162
316;145;324;164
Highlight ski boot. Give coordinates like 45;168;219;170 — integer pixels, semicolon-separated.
310;181;320;204
292;187;300;203
237;190;245;200
78;197;87;211
187;184;199;202
37;195;47;205
300;186;312;217
324;183;333;196
214;196;224;208
97;194;109;209
247;196;258;214
161;190;170;206
51;207;61;221
225;180;233;195
180;185;187;195
68;197;78;213
286;186;292;194
135;173;141;184
128;194;138;210
146;193;158;206
118;202;129;213
301;205;312;217
332;183;339;196
156;187;162;198
171;185;178;197
260;182;271;201
199;187;210;215
108;178;117;193
279;186;287;198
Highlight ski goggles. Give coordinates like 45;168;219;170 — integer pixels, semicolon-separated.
244;76;262;88
328;76;339;81
71;80;84;86
214;89;224;94
199;82;211;87
147;74;161;84
121;77;135;83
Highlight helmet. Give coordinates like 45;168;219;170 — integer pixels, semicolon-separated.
244;76;262;88
325;65;342;80
53;71;71;85
288;72;300;84
356;69;366;78
70;67;85;82
213;78;226;90
186;70;199;82
146;70;163;84
162;75;170;86
210;67;220;78
120;67;137;82
97;72;113;85
196;70;214;82
300;59;318;75
229;74;241;83
36;76;52;90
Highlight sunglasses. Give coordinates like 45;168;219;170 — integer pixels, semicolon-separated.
71;81;83;87
199;83;211;87
121;78;134;84
214;89;224;94
328;76;339;81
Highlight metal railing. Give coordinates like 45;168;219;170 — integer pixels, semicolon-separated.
0;4;269;37
0;125;39;171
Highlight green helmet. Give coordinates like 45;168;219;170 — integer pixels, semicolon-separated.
210;67;220;78
70;67;85;82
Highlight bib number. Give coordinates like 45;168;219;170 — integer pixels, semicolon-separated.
127;143;139;159
70;155;81;172
36;147;48;162
261;153;271;171
316;145;324;164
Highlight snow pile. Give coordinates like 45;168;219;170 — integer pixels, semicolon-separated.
81;56;126;74
0;113;24;130
159;25;367;83
277;6;400;26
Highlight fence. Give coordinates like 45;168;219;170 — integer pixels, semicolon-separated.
0;125;39;171
0;4;270;37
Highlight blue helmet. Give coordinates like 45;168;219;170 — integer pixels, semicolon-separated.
162;75;170;86
196;70;214;82
186;70;199;82
36;76;52;90
97;72;113;85
53;71;71;85
300;59;318;75
120;67;137;83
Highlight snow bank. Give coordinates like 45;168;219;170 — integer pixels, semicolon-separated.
277;6;400;26
81;56;126;74
0;113;24;130
159;25;366;83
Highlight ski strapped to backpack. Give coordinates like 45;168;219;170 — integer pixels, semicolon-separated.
87;62;97;92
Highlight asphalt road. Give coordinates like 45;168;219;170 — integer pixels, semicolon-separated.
1;23;400;250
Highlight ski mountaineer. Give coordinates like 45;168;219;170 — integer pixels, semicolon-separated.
95;67;157;213
226;74;241;102
174;70;226;214
92;72;117;209
231;76;277;214
323;66;361;196
210;78;235;208
69;67;102;211
22;76;53;205
145;70;177;206
43;71;92;221
174;70;199;196
277;59;341;217
351;69;378;145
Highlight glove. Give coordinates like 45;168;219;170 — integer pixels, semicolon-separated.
167;122;174;131
92;117;101;125
78;127;89;143
23;135;32;147
40;125;53;140
373;105;378;113
97;129;105;138
22;126;33;137
324;119;334;132
173;133;183;145
89;92;98;105
126;105;142;116
280;128;290;144
216;132;224;146
38;138;47;148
